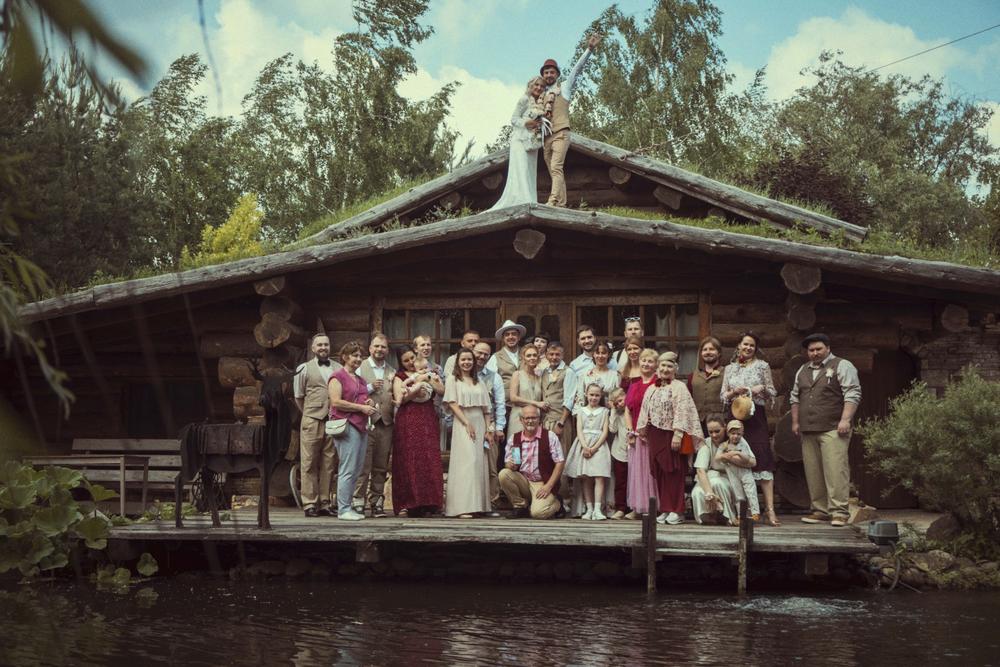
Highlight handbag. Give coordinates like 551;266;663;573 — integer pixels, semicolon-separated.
325;418;348;437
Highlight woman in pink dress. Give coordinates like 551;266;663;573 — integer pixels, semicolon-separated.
391;346;445;517
624;348;659;518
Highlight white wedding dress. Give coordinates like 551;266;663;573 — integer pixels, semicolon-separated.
489;95;541;209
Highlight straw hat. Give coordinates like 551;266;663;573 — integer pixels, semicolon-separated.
495;319;527;340
731;395;754;421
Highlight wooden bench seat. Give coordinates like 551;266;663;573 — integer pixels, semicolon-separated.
25;438;182;516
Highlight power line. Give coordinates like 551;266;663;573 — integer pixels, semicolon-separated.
869;22;1000;72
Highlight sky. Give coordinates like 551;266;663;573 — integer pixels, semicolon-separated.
82;0;1000;156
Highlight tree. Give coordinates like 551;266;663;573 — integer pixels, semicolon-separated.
749;55;999;245
234;0;459;242
180;192;263;268
569;0;761;178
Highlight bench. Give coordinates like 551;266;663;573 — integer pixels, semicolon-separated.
25;438;181;516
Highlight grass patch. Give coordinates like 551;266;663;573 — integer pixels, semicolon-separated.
597;206;998;269
295;177;430;242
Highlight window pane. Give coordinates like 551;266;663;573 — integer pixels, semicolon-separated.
516;315;536;341
677;342;699;376
438;308;464;340
411;310;436;341
469;309;497;340
539;315;561;345
677;302;699;338
578;306;608;337
385;310;406;342
651;304;671;337
435;344;454;366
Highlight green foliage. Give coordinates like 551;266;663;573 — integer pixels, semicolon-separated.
571;0;761;177
860;369;1000;540
136;552;158;577
0;461;114;576
597;207;997;268
180;193;264;268
295;177;429;242
749;54;999;247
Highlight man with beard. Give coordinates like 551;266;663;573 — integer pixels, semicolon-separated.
354;333;396;517
688;336;725;437
294;333;341;517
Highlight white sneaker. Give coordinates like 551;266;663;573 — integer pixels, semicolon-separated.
592;509;607;521
338;510;364;521
665;512;684;525
655;513;668;524
581;508;593;520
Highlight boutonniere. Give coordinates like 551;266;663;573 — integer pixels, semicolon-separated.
825;368;835;379
707;369;720;379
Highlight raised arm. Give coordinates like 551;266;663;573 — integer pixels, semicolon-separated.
562;33;601;101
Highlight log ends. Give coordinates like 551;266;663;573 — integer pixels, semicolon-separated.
254;313;307;349
437;192;462;211
513;229;547;260
940;304;969;333
780;263;822;295
253;276;289;296
653;185;684;211
608;166;633;187
481;172;504;190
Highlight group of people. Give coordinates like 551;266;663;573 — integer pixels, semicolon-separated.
292;317;862;529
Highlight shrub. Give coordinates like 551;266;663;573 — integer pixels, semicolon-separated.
860;368;1000;539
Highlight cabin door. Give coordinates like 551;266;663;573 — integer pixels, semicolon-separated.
500;300;574;354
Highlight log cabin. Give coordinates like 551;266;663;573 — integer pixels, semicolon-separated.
5;135;1000;509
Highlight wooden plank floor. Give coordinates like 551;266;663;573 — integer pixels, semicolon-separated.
110;508;878;556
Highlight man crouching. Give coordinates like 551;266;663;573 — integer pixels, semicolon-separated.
499;404;565;519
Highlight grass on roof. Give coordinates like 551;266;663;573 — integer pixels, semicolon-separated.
597;206;998;269
295;178;429;242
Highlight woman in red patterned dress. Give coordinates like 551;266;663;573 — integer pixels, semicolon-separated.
391;346;445;516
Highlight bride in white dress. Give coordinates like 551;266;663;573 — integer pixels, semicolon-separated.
490;77;547;209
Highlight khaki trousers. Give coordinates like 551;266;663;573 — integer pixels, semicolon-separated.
543;129;570;207
498;469;561;519
300;417;335;509
801;429;851;518
354;421;393;506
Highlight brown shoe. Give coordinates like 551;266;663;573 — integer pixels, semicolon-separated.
800;511;830;524
830;515;849;527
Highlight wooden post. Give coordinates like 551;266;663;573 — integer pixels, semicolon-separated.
737;500;753;595
645;496;658;593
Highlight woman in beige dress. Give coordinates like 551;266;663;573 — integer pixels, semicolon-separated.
444;349;494;518
509;345;545;436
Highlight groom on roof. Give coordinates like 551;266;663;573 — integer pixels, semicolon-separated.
530;33;602;207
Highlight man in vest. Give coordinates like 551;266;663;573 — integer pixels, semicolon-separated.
540;342;574;444
485;319;526;421
499;405;565;519
534;33;602;207
688;336;725;437
354;333;396;518
790;333;862;527
294;333;342;517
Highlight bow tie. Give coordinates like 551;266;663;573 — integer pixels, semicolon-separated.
317;360;331;367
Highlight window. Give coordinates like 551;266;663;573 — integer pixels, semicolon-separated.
384;307;498;365
577;301;702;375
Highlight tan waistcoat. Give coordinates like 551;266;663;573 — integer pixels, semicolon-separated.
796;357;845;433
302;358;332;420
690;369;724;420
550;94;570;133
358;358;396;425
494;349;519;407
541;366;567;421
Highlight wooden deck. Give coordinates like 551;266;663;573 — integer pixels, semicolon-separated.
110;508;878;557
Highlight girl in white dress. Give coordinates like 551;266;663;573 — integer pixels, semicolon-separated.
565;383;612;520
489;77;546;210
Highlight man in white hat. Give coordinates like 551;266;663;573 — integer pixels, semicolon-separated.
485;319;527;421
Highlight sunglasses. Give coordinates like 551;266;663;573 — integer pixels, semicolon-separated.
624;317;641;323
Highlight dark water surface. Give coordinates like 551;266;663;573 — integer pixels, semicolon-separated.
1;580;997;666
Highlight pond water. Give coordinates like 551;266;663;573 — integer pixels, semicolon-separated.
1;580;997;666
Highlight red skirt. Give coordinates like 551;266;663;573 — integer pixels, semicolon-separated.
645;426;686;514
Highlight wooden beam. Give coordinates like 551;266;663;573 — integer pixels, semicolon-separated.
21;206;1000;326
570;135;869;242
737;500;752;595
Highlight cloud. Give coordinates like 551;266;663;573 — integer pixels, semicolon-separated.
398;65;524;156
758;7;966;100
430;0;530;44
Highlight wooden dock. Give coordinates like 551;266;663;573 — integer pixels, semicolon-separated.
110;507;877;592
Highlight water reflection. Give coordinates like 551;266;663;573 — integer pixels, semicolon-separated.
0;582;998;666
